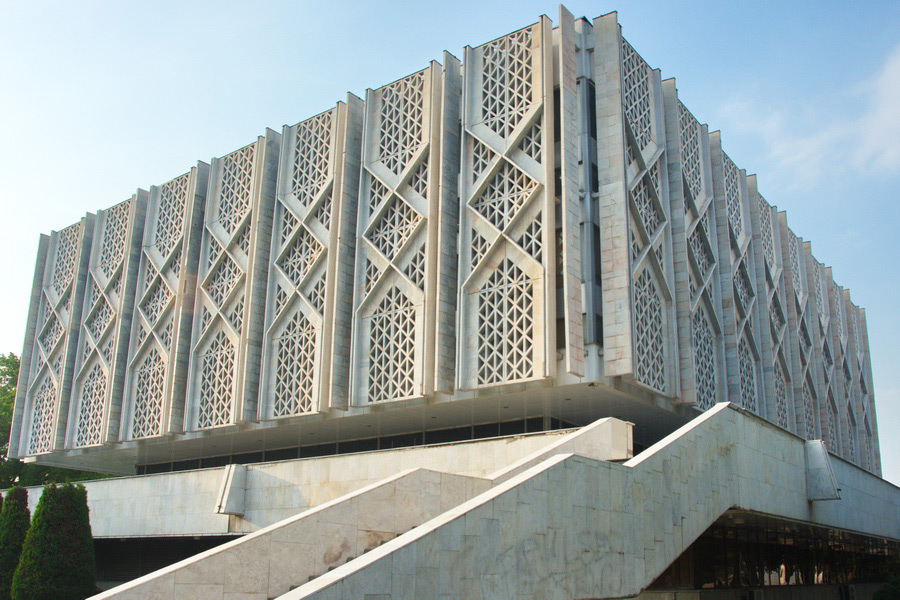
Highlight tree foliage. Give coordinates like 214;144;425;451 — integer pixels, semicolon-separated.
0;487;30;600
11;483;96;600
0;353;111;488
874;575;900;600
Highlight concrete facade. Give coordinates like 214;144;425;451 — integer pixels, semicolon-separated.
7;13;894;598
81;403;897;600
10;10;881;479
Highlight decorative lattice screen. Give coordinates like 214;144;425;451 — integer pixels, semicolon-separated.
458;21;553;390
621;38;673;395
675;100;723;410
352;61;457;404
123;167;205;439
70;196;144;447
187;132;280;429
781;226;820;439
20;221;89;455
755;196;794;432
262;102;362;416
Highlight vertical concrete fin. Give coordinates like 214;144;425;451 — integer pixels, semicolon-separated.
215;463;247;515
592;12;632;378
559;5;585;377
805;440;840;501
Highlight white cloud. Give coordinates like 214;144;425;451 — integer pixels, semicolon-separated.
855;45;900;170
715;43;900;190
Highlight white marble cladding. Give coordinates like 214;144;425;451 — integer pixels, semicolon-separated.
68;194;147;448
10;10;880;476
261;99;363;417
254;405;898;600
14;429;581;539
122;166;208;440
185;131;281;430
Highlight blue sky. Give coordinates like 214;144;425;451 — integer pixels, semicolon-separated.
1;1;897;483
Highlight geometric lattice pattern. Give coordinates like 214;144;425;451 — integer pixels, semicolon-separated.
789;234;801;297
758;196;776;269
124;170;193;441
477;259;534;385
633;270;665;392
191;139;263;430
367;197;421;261
692;308;717;410
517;216;542;262
472;160;537;232
218;145;255;234
622;39;651;152
802;381;816;440
738;337;758;414
379;73;424;175
278;228;323;288
723;155;743;238
27;377;57;455
481;27;533;140
368;287;416;402
292;111;333;207
273;310;317;416
10;15;881;477
355;67;435;405
71;197;137;449
154;175;190;255
24;221;85;455
263;107;340;418
98;201;130;279
86;297;113;342
140;280;172;327
631;176;660;237
209;253;241;308
52;227;80;297
132;348;165;438
621;37;672;397
678;102;702;202
197;330;235;428
774;362;789;429
825;396;838;453
457;22;548;392
74;362;106;447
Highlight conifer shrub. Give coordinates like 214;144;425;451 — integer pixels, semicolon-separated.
0;487;29;600
11;483;96;600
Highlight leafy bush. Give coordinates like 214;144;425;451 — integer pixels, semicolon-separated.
0;487;29;600
874;575;900;600
11;483;95;600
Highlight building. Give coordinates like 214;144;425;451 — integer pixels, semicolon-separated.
7;7;898;599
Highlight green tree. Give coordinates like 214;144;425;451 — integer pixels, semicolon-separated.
0;353;112;488
11;483;96;600
0;487;30;600
874;575;900;600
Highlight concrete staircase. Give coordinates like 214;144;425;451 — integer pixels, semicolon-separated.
90;405;898;599
270;404;898;600
89;417;631;599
